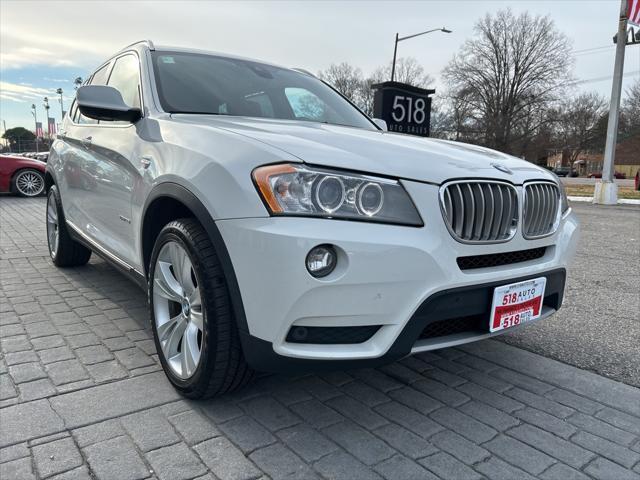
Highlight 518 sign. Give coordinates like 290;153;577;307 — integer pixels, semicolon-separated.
372;82;434;137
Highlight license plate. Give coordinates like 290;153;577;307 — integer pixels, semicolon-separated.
489;277;546;333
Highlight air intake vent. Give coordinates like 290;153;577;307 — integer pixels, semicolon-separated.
523;182;560;239
441;181;518;243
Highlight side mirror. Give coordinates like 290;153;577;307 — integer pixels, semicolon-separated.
77;85;142;123
373;118;388;131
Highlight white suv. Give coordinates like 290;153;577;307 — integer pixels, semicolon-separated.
46;41;579;398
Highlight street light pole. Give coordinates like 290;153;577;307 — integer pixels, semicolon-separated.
594;0;628;205
31;104;39;153
43;97;50;140
56;88;64;119
390;27;452;82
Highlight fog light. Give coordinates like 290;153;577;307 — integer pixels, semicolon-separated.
306;244;337;278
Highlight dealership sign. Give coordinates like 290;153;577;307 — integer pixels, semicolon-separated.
372;81;435;137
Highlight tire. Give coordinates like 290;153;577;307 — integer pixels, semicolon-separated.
46;185;92;267
149;218;255;399
12;169;45;197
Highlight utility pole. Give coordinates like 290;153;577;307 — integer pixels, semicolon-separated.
56;88;65;119
31;104;39;153
594;0;628;205
43;97;50;140
390;27;452;82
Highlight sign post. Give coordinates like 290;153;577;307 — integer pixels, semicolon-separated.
372;82;435;137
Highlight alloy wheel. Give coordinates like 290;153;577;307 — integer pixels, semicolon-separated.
15;170;44;196
46;192;59;256
153;241;204;379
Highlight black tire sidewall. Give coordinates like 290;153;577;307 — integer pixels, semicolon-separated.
47;186;61;262
148;223;216;395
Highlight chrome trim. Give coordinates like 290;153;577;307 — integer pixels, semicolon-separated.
439;180;519;244
410;306;555;353
522;181;561;240
66;220;143;276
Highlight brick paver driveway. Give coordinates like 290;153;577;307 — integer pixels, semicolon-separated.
2;197;640;480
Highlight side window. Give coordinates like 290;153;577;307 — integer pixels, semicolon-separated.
284;87;328;122
107;54;141;109
70;100;79;123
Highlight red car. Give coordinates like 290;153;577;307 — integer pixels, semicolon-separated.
0;154;47;197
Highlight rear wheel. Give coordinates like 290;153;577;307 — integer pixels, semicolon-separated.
46;185;92;267
13;169;45;197
149;218;254;398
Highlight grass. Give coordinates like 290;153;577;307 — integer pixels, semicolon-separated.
565;185;640;200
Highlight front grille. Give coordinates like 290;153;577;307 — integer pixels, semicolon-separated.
285;325;381;344
523;182;560;238
441;181;518;243
457;247;547;270
419;315;485;340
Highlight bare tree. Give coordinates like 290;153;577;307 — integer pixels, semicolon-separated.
553;92;607;163
443;9;573;155
621;78;640;135
318;63;365;104
372;57;434;88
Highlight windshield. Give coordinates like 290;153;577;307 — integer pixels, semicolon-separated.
151;51;375;130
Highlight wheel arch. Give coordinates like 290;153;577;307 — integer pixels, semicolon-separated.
141;182;250;335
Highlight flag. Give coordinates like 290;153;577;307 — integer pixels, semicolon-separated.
48;117;57;136
35;122;43;138
630;0;640;26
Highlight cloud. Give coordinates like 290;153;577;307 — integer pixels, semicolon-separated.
0;81;65;104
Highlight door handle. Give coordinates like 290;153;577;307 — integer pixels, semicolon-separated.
81;136;92;147
140;156;152;169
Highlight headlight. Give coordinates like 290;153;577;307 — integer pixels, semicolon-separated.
252;163;423;226
557;178;570;214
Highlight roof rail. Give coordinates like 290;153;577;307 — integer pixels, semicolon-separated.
120;39;155;51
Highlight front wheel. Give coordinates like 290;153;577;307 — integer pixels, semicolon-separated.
149;218;254;399
13;169;45;197
46;185;92;267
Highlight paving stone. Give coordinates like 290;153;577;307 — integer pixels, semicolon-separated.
240;396;300;431
249;443;317;479
4;349;39;365
326;395;389;430
24;320;58;338
32;437;83;479
31;335;66;351
476;456;538;480
569;412;637;446
514;406;578;439
387;386;442;414
277;424;338;462
452;354;498;374
0;442;30;463
294;376;343;400
66;333;101;349
343;381;390;407
595;407;640;436
0;457;36;480
456;382;523;413
373;423;437;460
379;362;426;384
8;362;46;383
194;436;262;480
509;424;595;468
146;443;208;480
49;465;92;480
45;359;89;386
584;457;640;480
29;431;69;447
458;400;520;431
39;346;76;364
430;406;497;443
72;419;124;448
412;379;470;407
374;454;438;480
457;369;512;393
121;408;181;452
168;410;219;445
506;387;575;419
375;401;443;439
102;336;135;351
84;435;149;480
419;452;483;480
50;371;180;428
430;430;490;464
572;431;640;468
323;421;395;466
0;323;25;337
57;323;92;336
313;451;383;480
484;433;556;474
423;367;467;387
18;378;57;401
0;373;17;400
540;463;591;480
289;399;344;429
218;415;276;453
86;360;128;383
350;369;404;393
199;399;244;423
545;388;603;415
0;399;65;447
113;347;155;370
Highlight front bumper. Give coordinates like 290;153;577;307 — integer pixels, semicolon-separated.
216;180;580;372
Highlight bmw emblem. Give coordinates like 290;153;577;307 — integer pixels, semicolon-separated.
491;163;513;174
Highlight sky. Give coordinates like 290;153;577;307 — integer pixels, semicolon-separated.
1;0;639;132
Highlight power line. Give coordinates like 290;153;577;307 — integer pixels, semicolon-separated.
572;45;614;55
569;69;640;86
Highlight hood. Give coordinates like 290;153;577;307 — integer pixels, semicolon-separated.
170;115;555;185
